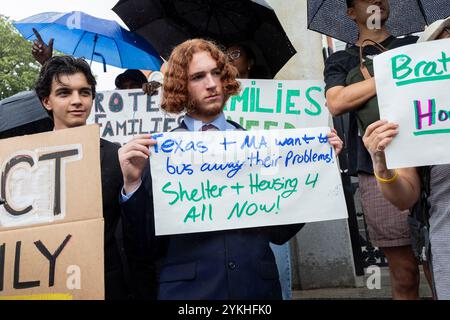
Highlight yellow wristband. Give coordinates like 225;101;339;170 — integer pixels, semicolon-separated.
374;169;398;184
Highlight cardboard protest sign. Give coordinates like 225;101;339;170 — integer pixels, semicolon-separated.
0;219;103;300
150;128;347;235
374;38;450;168
87;79;328;144
0;125;102;231
0;125;104;299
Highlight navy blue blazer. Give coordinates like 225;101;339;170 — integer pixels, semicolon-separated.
121;120;304;300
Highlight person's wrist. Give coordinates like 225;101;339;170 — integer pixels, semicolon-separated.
124;179;141;194
374;166;393;179
371;151;396;181
374;169;398;184
372;150;386;162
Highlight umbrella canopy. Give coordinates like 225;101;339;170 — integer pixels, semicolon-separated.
13;11;163;70
112;0;297;78
307;0;450;44
0;91;52;139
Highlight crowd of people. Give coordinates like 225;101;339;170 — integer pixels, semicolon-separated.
1;0;450;300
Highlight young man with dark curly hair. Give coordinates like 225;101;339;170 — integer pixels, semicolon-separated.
118;39;343;299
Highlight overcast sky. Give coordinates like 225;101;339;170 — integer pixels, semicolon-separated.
1;0;131;90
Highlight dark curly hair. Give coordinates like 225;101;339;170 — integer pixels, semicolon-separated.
161;39;241;114
35;55;96;119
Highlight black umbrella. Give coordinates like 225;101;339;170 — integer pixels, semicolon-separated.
112;0;297;78
308;0;450;44
0;91;53;139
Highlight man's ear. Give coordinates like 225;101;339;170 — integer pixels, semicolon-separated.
41;97;52;112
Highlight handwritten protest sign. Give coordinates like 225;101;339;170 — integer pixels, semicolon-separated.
150;128;347;235
0;125;104;299
0;219;103;300
224;79;328;129
87;79;328;143
374;38;450;168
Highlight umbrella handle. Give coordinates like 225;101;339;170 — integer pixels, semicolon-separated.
89;34;107;72
90;34;99;66
93;53;107;72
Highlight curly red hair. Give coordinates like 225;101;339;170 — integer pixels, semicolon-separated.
161;39;241;114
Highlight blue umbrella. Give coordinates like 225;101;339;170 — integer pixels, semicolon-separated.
13;11;162;71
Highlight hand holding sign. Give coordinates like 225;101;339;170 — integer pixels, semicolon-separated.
363;120;399;155
362;120;400;178
328;128;343;155
118;134;157;193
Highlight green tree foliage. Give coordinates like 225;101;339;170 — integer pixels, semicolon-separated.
0;16;40;100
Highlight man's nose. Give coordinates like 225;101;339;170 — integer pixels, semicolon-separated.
205;73;217;89
70;92;82;105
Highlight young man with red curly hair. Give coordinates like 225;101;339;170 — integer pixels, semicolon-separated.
118;39;342;299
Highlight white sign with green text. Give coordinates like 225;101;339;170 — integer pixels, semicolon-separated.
374;38;450;168
149;128;347;235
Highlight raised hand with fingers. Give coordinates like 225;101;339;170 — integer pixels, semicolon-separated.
31;28;54;65
362;120;399;157
142;80;162;96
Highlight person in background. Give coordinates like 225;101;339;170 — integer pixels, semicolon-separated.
362;15;450;301
324;0;428;299
114;68;148;90
226;43;270;79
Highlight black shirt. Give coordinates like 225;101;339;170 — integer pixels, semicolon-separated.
324;35;418;175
